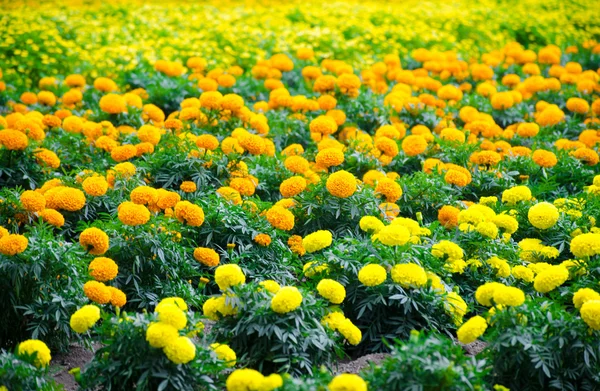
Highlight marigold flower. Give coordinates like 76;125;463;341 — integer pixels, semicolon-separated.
194;247;220;267
215;264;246;291
83;280;111;304
0;234;28;256
17;340;52;368
358;264;387;286
391;263;427;288
79;227;109;255
99;93;127;114
20;190;46;212
118;201;151;226
271;286;303;314
401;135;428;156
528;202;559;230
82;176;109;196
457;315;487;344
533;265;569;293
163;336;196;364
146;322;178;348
40;208;65;228
174;201;205;226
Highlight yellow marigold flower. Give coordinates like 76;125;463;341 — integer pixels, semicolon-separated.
163;336;196;364
316;279;346;304
180;181;197;193
79;227;109;255
358;264;387;287
254;233;272;247
528;202;559;230
33;148;61;169
89;257;118;282
457;315;487;344
0;234;28;256
511;265;534;282
266;205;295;231
146;322;178;348
359;216;385;233
70;304;100;334
303;230;333;253
475;282;505;306
118;201;150;226
216;186;243;205
210;343;237;367
486;256;511;277
573;288;600;309
337;318;363;345
391;263;427;288
329;374;367;391
280;176;307;197
83;280;111;304
492;214;519;234
157;303;187;330
502;186;532;205
536;105;565;127
444;292;468;324
271;286;303;314
431;240;464;260
40;208;65;228
215;264;246;291
491;91;514;110
174;201;205;227
259;280;281;294
570;233;600;258
0;129;28;150
82;176;109;197
99;93;127;114
194;247;220;267
533;265;569;293
20;190;46;212
226;368;265;391
493;285;525;306
156;298;187;313
326;170;357;198
372;224;410;246
62;116;83;133
17;339;52;368
131;186;158;205
401;135;428;156
476;221;499;239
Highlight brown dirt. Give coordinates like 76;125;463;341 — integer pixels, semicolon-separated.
335;353;390;374
51;344;98;391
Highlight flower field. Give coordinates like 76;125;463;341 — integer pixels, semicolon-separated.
1;0;600;390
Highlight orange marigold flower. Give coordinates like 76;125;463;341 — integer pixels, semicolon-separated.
438;205;460;228
118;201;151;226
83;281;111;304
89;257;118;282
326;170;357;198
20;190;46;212
266;205;295;231
0;234;28;256
99;94;127;114
193;247;220;267
280;176;307;197
174;201;205;226
254;233;272;247
39;209;65;228
82;176;109;197
80;227;110;255
401;135;428;156
532;150;558;168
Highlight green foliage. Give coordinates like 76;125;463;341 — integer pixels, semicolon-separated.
79;311;227;391
362;331;491;391
485;300;600;391
0;350;62;391
0;223;86;351
210;283;344;376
